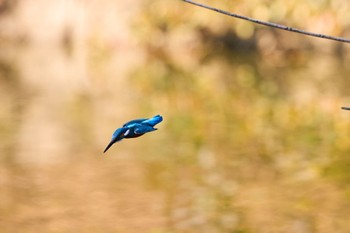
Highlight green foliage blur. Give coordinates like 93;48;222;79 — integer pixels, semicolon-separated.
131;1;350;232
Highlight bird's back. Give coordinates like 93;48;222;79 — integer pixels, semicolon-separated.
123;118;147;127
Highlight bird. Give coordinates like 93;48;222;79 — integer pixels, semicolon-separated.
341;107;350;110
103;114;163;153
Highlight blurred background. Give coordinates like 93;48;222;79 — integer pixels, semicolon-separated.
1;0;350;232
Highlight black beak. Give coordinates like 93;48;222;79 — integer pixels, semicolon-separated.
341;107;350;110
103;139;116;153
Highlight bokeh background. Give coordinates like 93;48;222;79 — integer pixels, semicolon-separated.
1;0;350;232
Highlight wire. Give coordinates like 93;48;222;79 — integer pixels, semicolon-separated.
182;0;350;43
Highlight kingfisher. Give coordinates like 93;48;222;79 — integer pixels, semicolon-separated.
103;115;163;153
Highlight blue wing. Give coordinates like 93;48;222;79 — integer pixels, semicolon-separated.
134;124;157;134
123;115;163;128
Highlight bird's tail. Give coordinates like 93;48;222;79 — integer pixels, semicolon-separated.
144;115;163;127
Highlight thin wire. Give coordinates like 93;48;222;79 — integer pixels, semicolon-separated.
182;0;350;43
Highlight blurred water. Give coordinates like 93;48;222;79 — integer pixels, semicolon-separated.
2;1;350;233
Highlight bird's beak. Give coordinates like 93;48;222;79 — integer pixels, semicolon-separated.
341;107;350;110
103;139;116;153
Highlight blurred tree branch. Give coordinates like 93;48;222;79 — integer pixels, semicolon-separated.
182;0;350;43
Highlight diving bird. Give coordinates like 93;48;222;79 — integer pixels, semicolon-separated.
103;115;163;153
